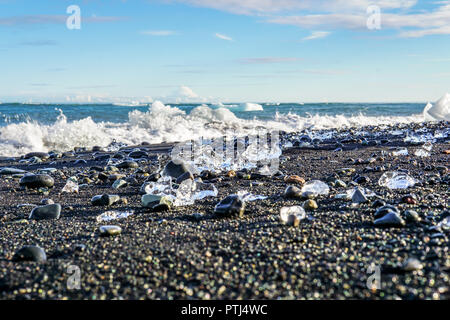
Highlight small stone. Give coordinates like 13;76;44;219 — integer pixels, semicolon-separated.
240;173;251;180
19;174;54;189
92;146;104;152
374;211;405;228
98;173;109;181
372;199;386;208
337;168;356;176
284;175;306;184
38;187;50;195
108;173;125;182
303;199;318;210
284;185;302;199
147;172;161;182
24;152;49;159
117;160;139;169
74;159;87;165
40;198;54;205
112;179;128;189
401;194;417;205
190;212;204;221
162;160;189;179
403;210;421;223
128;150;148;158
91;194;120;206
353;175;370;184
99;225;122;236
29;204;61;220
214;195;245;218
13;245;47;263
176;171;194;184
402;258;423;272
335;179;347;188
142;194;163;207
0;167;27;175
112;153;125;159
374;205;399;219
151;203;170;212
226;170;236;177
74;244;86;252
94;154;110;161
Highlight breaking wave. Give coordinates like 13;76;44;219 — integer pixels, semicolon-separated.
0;95;448;157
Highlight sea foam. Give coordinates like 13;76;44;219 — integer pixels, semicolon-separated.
0;96;447;157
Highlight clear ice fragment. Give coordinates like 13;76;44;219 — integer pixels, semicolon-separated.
237;190;267;202
345;187;376;199
193;181;218;200
301;180;330;196
391;148;408;156
96;210;134;222
378;171;418;189
414;142;433;157
280;206;306;225
62;177;79;193
173;179;218;207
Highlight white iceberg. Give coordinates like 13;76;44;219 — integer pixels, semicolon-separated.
423;93;450;121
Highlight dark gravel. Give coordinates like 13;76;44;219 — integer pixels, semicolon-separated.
0;122;448;300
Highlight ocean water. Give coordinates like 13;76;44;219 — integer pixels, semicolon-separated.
0;95;448;157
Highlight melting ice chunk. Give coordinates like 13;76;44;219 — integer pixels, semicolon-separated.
62;177;79;193
144;176;174;196
378;171;418;189
301;180;330;196
414;142;433;157
193;181;218;200
96;210;134;222
346;187;376;200
174;179;195;206
280;206;306;226
173;179;218;206
414;149;430;157
391;148;408;156
237;190;267;202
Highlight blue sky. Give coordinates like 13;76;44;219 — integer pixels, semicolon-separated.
0;0;449;103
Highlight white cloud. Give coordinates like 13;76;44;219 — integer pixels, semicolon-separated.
140;30;177;36
174;0;417;15
302;31;330;40
215;33;233;41
164;85;207;103
398;25;450;38
179;85;199;98
171;0;450;38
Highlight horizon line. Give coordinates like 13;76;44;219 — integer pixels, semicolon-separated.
0;100;429;105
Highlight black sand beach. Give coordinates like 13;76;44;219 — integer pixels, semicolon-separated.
0;121;448;300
